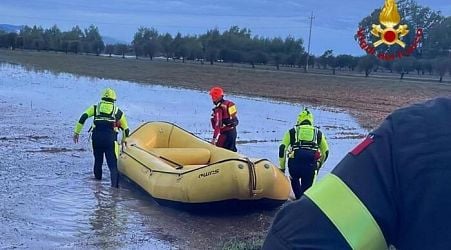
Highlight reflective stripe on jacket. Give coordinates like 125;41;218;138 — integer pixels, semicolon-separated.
265;98;451;249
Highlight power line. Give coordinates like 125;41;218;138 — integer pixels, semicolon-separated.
305;12;315;72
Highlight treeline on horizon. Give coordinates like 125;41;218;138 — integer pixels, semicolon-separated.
0;0;450;81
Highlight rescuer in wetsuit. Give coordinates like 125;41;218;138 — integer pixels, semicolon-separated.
279;108;329;200
73;88;129;188
209;86;239;152
264;97;451;249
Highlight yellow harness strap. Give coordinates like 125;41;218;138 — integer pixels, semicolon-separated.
114;142;119;158
305;174;387;250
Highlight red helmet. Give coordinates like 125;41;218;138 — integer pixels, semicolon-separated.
209;86;224;102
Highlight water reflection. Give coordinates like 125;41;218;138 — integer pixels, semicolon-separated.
89;182;127;248
0;63;366;249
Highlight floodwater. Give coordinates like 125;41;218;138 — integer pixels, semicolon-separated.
0;63;367;249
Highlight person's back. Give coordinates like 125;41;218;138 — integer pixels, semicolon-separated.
279;108;329;199
73;88;129;188
264;97;451;249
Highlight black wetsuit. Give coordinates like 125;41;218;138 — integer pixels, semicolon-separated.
76;100;129;188
91;129;119;187
288;148;317;199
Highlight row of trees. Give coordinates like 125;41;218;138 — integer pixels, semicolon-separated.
0;24;306;70
0;0;449;81
0;25;104;55
356;55;451;82
1;23;448;82
129;26;305;69
298;49;451;82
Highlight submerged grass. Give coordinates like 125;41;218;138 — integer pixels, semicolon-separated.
220;233;266;250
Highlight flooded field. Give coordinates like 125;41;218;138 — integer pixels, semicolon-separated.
0;64;367;249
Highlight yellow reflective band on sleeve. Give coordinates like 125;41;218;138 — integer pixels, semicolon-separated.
305;174;387;250
228;105;237;116
115;141;119;158
119;113;129;130
74;123;84;134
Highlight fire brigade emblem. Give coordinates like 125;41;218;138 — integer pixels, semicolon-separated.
371;0;409;47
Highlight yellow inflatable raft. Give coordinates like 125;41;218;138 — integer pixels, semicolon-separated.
118;121;291;211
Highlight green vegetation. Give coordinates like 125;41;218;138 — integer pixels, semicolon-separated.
357;55;378;77
0;24;305;70
220;234;265;250
0;0;449;80
0;25;104;55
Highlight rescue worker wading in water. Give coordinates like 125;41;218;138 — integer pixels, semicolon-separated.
73;88;129;188
209;86;239;152
279;108;329;200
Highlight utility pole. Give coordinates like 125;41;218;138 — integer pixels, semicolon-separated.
305;12;315;72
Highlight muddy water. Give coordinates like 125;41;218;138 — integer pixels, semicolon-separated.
0;64;367;249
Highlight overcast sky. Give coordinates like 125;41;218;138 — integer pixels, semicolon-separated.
0;0;450;55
